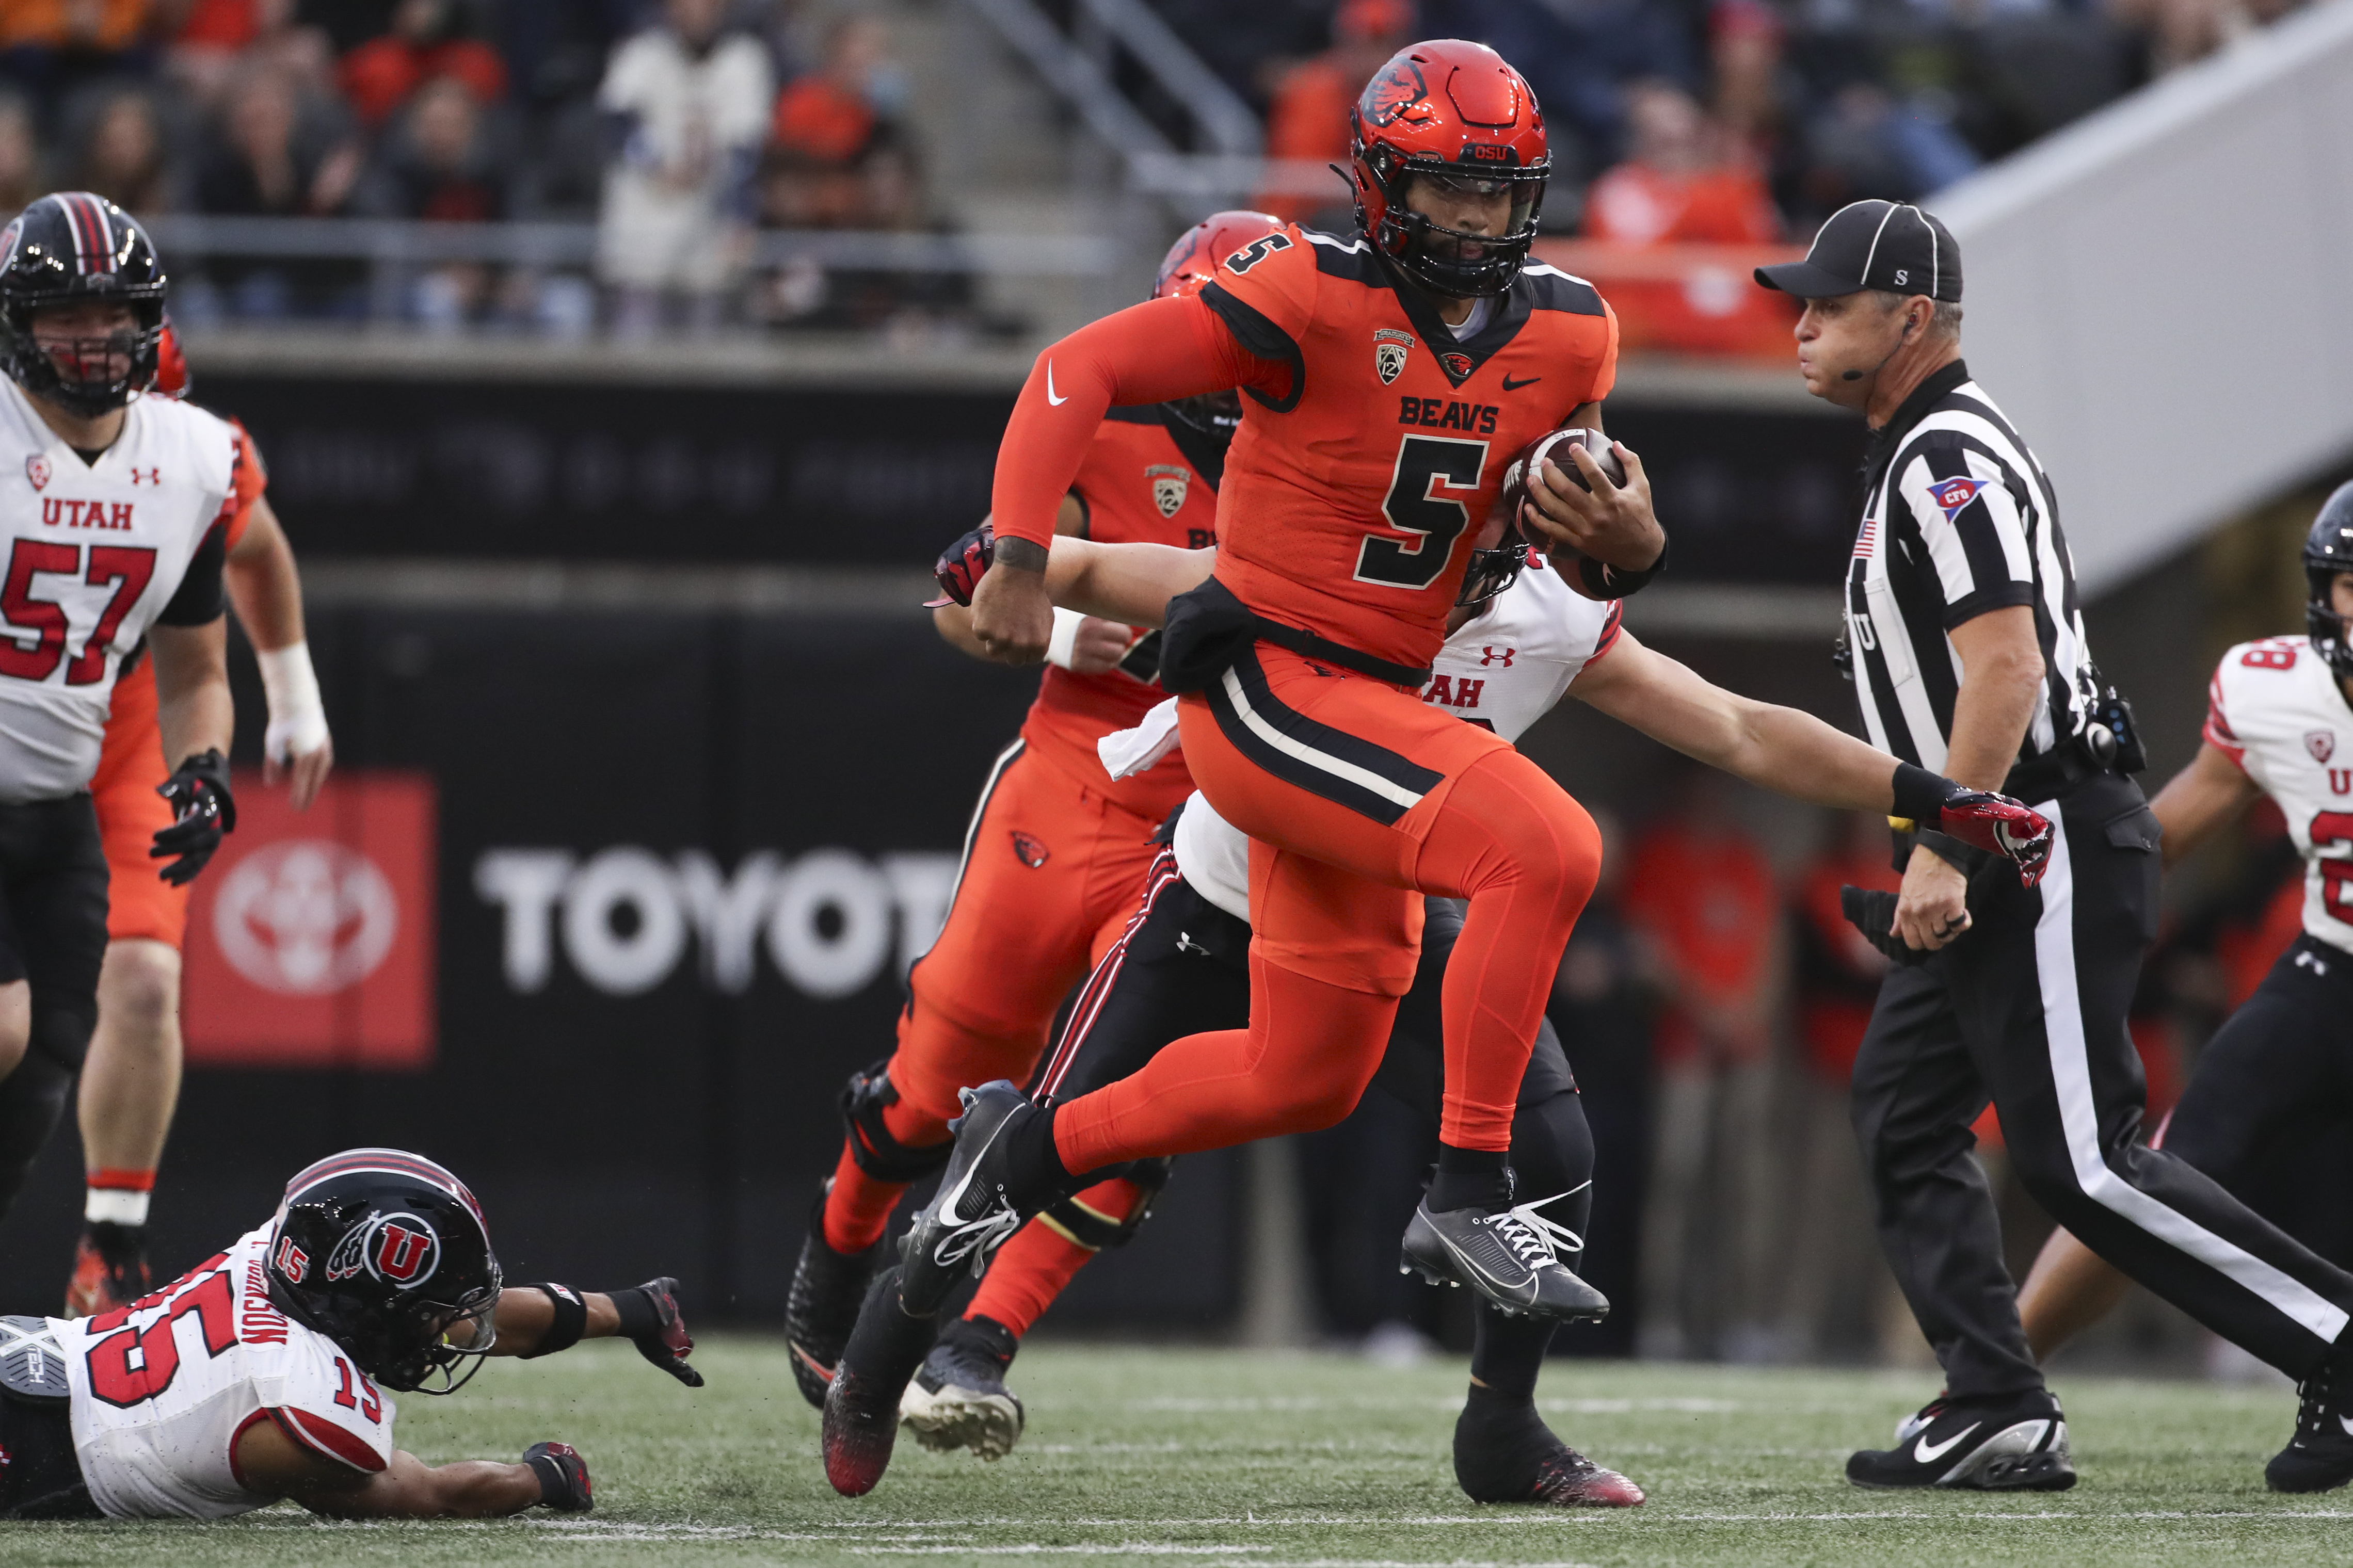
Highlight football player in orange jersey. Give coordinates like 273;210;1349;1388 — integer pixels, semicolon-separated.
66;324;335;1316
782;213;1284;1407
828;40;2051;1493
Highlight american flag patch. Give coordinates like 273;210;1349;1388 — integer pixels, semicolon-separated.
1852;520;1878;559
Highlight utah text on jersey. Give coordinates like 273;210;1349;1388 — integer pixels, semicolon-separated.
2205;635;2353;955
0;378;242;802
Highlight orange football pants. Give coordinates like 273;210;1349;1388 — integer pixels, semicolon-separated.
89;660;188;948
1052;645;1602;1172
822;739;1166;1252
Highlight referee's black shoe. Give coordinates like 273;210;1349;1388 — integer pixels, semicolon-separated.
2267;1348;2353;1492
1846;1389;2074;1490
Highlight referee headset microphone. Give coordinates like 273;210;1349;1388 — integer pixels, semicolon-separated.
1843;311;1919;382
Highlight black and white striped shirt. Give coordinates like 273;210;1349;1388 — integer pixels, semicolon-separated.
1845;359;2096;773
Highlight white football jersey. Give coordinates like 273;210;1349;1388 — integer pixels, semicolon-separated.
2204;635;2353;957
1173;557;1622;920
50;1226;397;1518
0;379;242;803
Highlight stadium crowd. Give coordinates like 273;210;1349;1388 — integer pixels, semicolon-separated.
0;0;2307;338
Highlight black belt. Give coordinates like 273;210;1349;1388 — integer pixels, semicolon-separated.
2002;746;2107;804
1158;577;1432;694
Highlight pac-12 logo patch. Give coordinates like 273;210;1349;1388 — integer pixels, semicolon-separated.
1373;328;1413;385
1145;464;1190;518
1011;832;1050;869
2309;730;2337;764
1926;476;1984;523
23;455;46;491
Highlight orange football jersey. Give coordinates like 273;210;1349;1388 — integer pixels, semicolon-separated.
1019;405;1219;818
1198;225;1618;670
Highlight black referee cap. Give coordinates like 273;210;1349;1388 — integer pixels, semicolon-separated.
1755;200;1962;303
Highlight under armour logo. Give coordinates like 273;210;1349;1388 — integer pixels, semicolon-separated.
1176;932;1209;957
127;467;159;485
1479;646;1515;667
2297;950;2330;977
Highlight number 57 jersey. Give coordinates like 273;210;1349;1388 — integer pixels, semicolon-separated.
1198;227;1618;672
0;378;249;803
49;1226;397;1518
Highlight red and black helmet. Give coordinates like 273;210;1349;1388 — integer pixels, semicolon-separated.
0;192;167;416
266;1149;503;1395
1349;40;1548;299
1153;208;1286;301
1154;210;1285;441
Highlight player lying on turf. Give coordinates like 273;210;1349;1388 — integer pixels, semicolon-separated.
820;499;2056;1500
2009;492;2353;1492
784;212;1280;1410
0;1147;700;1520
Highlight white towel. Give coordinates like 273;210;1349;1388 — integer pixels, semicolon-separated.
1097;697;1184;780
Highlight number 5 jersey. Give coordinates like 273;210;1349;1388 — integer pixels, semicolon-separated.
0;378;255;803
48;1226;396;1518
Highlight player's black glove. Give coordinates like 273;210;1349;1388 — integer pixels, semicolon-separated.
522;1441;593;1511
1839;885;1933;967
150;749;235;886
924;523;995;608
611;1276;702;1387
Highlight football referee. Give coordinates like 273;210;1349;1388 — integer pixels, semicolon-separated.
1758;200;2353;1494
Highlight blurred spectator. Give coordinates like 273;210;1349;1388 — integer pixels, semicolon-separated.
1150;0;1331;114
1796;82;1979;219
2104;0;2303;74
166;0;332;106
1620;770;1784;1359
0;93;35;212
594;0;771;334
1433;0;1699;171
360;71;506;326
0;0;153;109
1709;0;1784;155
73;87;170;213
1255;0;1412;225
193;63;362;315
756;128;990;344
767;13;901;167
337;0;504;130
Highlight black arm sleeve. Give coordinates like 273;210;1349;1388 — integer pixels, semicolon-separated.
154;523;226;627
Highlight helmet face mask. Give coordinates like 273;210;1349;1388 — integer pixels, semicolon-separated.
0;193;167;417
264;1149;504;1396
2306;483;2353;683
1350;42;1549;300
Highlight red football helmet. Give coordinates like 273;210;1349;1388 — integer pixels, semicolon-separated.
1154;210;1285;442
1153;208;1286;301
152;316;188;399
1349;40;1548;299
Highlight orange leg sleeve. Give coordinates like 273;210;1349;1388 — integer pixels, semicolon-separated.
821;1097;941;1254
964;1175;1145;1337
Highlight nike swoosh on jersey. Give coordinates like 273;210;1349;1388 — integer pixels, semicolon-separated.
1501;374;1542;391
1046;363;1067;406
1912;1421;1981;1464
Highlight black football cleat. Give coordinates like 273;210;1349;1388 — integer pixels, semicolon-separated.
897;1082;1043;1317
822;1266;940;1497
1401;1196;1608;1322
1847;1389;2074;1490
788;1184;889;1410
2268;1348;2353;1492
1455;1387;1643;1508
901;1313;1025;1461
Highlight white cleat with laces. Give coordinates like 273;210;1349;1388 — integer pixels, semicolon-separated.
1399;1188;1609;1322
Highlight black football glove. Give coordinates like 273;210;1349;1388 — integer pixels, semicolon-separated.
924;523;995;608
610;1276;702;1387
150;749;235;886
522;1441;593;1511
1839;885;1934;967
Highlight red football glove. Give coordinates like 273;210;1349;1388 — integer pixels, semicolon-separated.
925;524;995;609
1935;790;2055;887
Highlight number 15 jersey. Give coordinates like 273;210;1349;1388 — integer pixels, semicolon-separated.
1199;227;1618;671
0;378;251;803
50;1226;397;1518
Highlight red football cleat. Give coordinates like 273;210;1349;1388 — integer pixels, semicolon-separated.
64;1226;149;1319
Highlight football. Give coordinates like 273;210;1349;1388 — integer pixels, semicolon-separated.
1501;426;1625;515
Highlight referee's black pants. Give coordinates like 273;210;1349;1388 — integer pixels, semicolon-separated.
1853;772;2353;1398
0;794;109;1224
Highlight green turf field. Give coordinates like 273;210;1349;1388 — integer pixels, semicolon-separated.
7;1337;2348;1566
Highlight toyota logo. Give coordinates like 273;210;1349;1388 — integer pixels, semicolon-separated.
213;840;398;995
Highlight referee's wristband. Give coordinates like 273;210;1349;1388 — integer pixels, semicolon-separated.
520;1284;588;1359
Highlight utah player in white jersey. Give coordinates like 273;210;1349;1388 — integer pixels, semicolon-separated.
825;495;2053;1506
0;1147;701;1519
2016;490;2353;1488
0;195;248;1228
